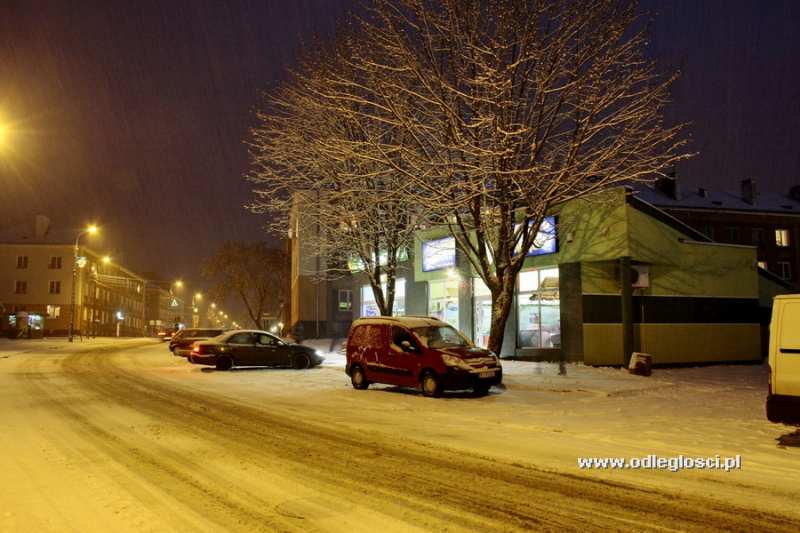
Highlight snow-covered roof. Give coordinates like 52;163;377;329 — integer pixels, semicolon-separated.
634;184;800;214
352;316;447;328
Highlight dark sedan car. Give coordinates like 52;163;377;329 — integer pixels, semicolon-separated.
189;330;324;370
170;328;226;356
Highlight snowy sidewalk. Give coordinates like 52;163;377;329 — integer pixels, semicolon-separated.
300;337;670;396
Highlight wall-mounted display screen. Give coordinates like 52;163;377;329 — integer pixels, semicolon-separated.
422;236;456;272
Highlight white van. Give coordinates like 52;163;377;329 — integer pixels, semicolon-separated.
767;295;800;425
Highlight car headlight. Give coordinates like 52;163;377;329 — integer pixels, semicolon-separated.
441;353;473;371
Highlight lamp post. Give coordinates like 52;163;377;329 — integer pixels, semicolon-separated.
68;224;98;342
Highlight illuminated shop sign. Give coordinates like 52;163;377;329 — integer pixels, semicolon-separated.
422;236;456;272
516;215;558;257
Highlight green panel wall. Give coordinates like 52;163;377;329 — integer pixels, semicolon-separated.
626;206;758;298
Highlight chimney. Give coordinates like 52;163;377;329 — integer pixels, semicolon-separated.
34;215;51;238
789;185;800;203
741;178;758;205
655;174;681;200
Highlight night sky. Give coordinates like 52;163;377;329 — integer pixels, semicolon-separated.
1;0;799;285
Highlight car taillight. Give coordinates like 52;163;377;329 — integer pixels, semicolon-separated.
193;346;200;353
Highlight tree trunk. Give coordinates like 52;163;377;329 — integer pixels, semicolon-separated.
487;278;515;355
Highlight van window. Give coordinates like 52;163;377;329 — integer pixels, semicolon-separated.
391;326;417;351
412;325;471;349
780;302;800;350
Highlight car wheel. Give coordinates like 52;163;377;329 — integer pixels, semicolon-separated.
473;383;491;396
421;371;442;398
215;355;233;371
350;366;369;390
293;353;310;370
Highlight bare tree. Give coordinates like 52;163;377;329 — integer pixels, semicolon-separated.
334;0;692;353
202;242;287;329
247;44;426;316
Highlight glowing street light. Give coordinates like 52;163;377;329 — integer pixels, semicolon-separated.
174;280;183;289
210;302;217;309
102;255;111;264
69;224;99;342
194;292;203;301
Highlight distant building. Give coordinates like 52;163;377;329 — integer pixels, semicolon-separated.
635;177;800;289
287;194;353;339
0;218;146;337
143;284;186;336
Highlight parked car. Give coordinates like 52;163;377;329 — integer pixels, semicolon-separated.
345;316;503;397
170;328;226;356
767;294;800;425
157;329;175;342
189;330;324;370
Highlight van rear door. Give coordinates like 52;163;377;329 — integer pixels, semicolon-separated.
775;299;800;396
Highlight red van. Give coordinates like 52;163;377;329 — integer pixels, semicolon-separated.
345;316;503;397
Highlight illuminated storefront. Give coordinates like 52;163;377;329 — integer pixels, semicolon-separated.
361;278;405;317
427;277;459;328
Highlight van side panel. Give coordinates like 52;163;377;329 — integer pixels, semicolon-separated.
775;301;800;396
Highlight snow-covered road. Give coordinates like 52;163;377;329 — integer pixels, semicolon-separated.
0;339;798;531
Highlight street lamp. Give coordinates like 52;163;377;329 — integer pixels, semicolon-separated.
69;224;99;342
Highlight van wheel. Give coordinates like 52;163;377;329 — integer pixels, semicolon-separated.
421;371;442;398
293;353;310;370
351;366;369;390
215;356;233;371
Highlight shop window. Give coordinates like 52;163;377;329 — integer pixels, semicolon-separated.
422;237;455;272
473;277;492;348
702;225;715;240
47;305;61;318
16;256;28;269
338;289;352;311
49;281;61;294
517;268;560;349
427;278;459;328
15;281;27;294
776;229;790;247
360;278;405;317
48;256;63;269
777;261;792;281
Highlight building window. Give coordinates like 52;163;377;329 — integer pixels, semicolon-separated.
777;261;792;281
751;228;763;245
427;277;460;328
473;278;492;349
517;268;560;349
49;281;61;294
421;237;456;272
48;256;63;269
776;228;791;247
757;261;768;270
15;281;27;294
47;305;61;318
725;226;739;242
338;289;352;311
360;278;405;317
16;256;28;269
